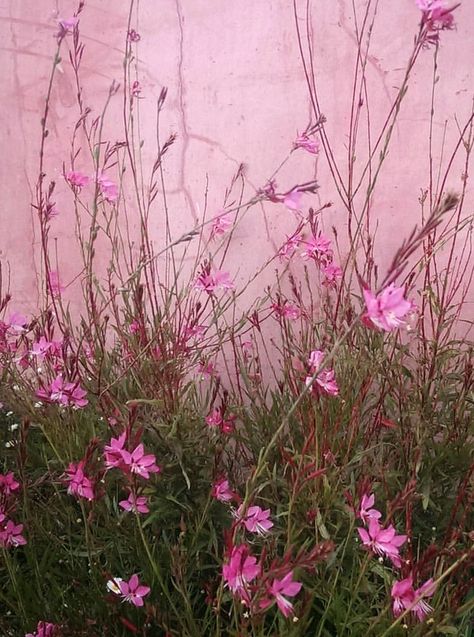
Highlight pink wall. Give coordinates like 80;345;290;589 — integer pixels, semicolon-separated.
1;1;473;315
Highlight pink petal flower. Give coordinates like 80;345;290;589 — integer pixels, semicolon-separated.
293;133;320;155
268;571;303;617
97;173;119;203
359;493;382;525
66;170;90;188
222;544;260;602
238;505;274;535
363;284;412;332
119;574;150;607
211;478;236;503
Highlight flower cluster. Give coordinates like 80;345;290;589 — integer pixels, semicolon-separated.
305;349;339;397
391;575;436;622
0;471;26;549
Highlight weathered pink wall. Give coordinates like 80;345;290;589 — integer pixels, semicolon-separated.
1;1;473;314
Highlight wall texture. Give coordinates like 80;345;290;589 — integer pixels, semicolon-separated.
0;0;473;315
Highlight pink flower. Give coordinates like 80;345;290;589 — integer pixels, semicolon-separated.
293;133;320;155
36;375;88;409
238;505;274;535
211;478;235;503
7;312;28;334
120;444;161;480
97;174;119;203
306;350;339;397
359;493;382;525
31;336;52;359
119;574;150;607
222;544;260;601
322;263;343;286
262;571;303;617
66;170;90;188
57;16;79;38
278;234;302;261
127;29;141;42
119;491;149;514
211;211;233;239
272;301;300;320
0;471;20;496
205;409;235;434
363;284;412;332
0;519;27;548
64;461;95;501
301;234;332;261
283;189;303;212
357;519;407;567
194;268;235;293
25;621;58;637
392;576;436;621
104;432;127;470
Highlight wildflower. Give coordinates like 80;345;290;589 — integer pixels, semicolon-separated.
194;268;234;293
25;621;58;637
119;574;150;607
293;133;320;155
392;576;436;621
106;577;124;594
272;301;301;321
0;519;27;548
359;493;382;525
222;544;260;601
205;409;235;434
357;519;407;567
66;170;90;188
301;233;332;262
363;284;412;332
64;461;95;501
322;263;343;286
283;189;303;212
119;491;149;514
212;478;235;503
261;571;303;617
120;444;161;479
97;174;119;203
104;432;127;470
278;233;301;261
306;350;339;397
31;336;52;359
7;312;28;334
57;16;78;38
211;211;233;239
0;471;20;496
238;505;274;535
36;375;88;409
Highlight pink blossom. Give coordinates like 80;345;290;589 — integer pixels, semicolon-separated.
119;574;150;607
119;491;149;514
211;211;233;239
306;350;339;397
363;284;412;332
392;575;436;621
357;519;407;567
293;133;320;155
283;189;303;212
127;29;141;42
0;471;20;496
205;409;235;434
57;16;79;39
238;505;274;535
278;233;301;261
322;263;343;286
104;432;127;470
129;319;140;334
194;268;234;293
272;301;300;321
120;444;161;480
64;461;95;501
7;312;28;334
359;493;382;525
0;519;27;548
261;571;303;617
212;478;235;503
31;336;52;359
36;375;88;409
97;174;119;203
222;544;260;601
25;621;58;637
301;234;332;261
66;170;90;188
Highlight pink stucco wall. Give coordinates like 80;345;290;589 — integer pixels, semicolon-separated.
1;1;473;314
